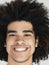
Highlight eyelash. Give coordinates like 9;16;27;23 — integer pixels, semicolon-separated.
24;34;31;36
8;34;32;37
8;34;16;36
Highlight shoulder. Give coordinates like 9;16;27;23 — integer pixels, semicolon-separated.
0;60;7;65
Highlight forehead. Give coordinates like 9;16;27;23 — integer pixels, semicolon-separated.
7;20;33;31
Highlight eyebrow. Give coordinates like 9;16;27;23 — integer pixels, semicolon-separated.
7;30;34;34
7;30;17;34
23;30;34;33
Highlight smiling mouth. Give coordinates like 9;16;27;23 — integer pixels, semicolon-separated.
14;47;28;52
12;46;29;52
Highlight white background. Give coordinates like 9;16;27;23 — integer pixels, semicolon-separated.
0;0;49;65
0;0;49;9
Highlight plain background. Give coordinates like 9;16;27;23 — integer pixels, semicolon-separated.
0;0;49;65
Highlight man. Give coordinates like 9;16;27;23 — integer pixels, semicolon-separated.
0;0;49;65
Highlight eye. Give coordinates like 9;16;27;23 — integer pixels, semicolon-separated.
24;34;31;37
8;34;16;36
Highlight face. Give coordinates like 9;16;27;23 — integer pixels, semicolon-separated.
5;20;38;63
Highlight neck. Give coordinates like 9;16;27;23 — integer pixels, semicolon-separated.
7;55;33;65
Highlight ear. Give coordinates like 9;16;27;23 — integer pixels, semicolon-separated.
4;44;6;47
35;37;39;47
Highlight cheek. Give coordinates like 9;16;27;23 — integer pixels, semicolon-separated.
31;44;36;54
6;39;14;53
27;39;36;54
6;40;13;46
6;36;15;45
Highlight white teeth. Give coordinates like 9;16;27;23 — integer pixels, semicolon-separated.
15;48;26;51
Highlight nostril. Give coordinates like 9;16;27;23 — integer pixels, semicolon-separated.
15;41;24;45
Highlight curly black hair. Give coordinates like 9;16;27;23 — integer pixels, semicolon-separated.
0;0;49;63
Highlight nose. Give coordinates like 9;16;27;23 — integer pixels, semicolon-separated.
15;36;24;45
17;41;23;45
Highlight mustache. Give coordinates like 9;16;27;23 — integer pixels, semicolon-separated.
11;45;30;48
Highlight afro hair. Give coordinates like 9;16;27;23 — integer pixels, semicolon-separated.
0;0;49;63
